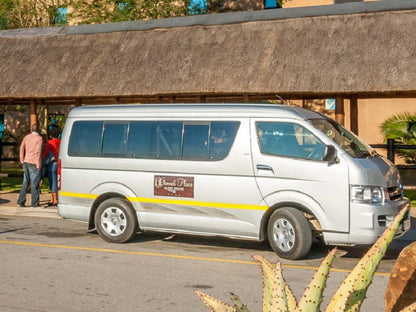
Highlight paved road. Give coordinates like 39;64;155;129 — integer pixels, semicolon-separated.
0;216;390;312
0;191;415;311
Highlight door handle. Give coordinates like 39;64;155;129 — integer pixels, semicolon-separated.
256;164;274;173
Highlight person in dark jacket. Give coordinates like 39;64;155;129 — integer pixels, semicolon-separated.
43;128;61;206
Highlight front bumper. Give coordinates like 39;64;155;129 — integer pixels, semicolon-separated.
348;198;411;245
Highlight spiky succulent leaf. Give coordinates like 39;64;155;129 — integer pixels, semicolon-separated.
285;282;297;311
326;206;409;312
230;293;250;312
252;255;289;312
195;290;237;312
385;241;416;312
296;248;337;312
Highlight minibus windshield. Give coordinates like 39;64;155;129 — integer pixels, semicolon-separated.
310;118;377;158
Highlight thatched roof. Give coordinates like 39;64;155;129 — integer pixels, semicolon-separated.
1;0;416;104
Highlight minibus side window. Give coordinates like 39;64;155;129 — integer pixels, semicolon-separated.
150;122;183;159
183;123;209;160
102;123;128;156
68;121;103;156
68;120;239;160
127;121;153;158
257;122;326;160
209;122;239;160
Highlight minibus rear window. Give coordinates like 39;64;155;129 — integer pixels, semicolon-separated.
67;120;239;161
68;121;103;156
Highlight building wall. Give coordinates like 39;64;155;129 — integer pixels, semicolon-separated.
359;98;416;144
283;0;333;8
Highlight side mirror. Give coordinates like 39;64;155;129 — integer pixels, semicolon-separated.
323;145;338;163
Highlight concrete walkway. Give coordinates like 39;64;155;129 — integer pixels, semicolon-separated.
0;190;60;219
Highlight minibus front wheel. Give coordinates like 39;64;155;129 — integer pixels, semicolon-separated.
94;198;138;243
267;207;312;260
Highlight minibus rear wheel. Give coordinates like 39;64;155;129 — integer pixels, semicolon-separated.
267;207;312;260
95;198;138;243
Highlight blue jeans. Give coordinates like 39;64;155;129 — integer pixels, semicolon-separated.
17;163;41;207
47;161;58;192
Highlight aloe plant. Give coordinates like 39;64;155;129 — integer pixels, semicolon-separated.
195;206;413;312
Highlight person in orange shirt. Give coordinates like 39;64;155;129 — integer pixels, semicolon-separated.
17;124;43;208
42;128;61;206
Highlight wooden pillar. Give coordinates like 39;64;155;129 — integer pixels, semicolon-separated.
29;99;37;129
350;95;359;135
335;96;345;126
196;95;206;103
75;99;81;107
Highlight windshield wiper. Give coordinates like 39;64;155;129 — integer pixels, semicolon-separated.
356;151;371;158
356;150;379;158
371;150;380;157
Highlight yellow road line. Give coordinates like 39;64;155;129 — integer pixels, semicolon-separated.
0;239;390;276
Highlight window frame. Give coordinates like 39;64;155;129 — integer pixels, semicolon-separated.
68;120;240;161
256;121;327;161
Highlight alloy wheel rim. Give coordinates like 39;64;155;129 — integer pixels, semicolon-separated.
101;207;127;236
272;217;295;252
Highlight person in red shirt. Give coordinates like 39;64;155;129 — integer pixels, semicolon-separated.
43;128;61;206
17;124;43;208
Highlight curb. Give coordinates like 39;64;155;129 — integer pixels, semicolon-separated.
0;206;61;219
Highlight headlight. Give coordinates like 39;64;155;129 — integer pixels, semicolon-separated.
351;186;388;203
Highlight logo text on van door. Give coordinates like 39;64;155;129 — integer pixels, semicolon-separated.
154;176;194;198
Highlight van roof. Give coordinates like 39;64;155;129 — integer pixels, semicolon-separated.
67;103;325;120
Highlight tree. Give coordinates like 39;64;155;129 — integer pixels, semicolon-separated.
0;0;70;29
380;112;416;164
70;0;189;24
0;0;290;29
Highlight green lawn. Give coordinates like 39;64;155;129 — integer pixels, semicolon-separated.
1;168;50;193
404;190;416;207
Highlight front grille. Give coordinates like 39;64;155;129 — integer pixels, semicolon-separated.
403;209;411;220
377;210;410;228
387;186;403;201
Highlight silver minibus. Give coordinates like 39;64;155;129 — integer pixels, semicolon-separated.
58;104;410;259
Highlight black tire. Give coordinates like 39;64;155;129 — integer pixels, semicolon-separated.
267;207;312;260
94;198;138;243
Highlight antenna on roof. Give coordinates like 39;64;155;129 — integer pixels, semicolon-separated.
275;94;287;105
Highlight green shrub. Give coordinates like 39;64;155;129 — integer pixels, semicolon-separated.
380;112;416;164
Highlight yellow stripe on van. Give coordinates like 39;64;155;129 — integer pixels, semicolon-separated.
59;191;267;211
59;191;99;200
127;197;268;211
